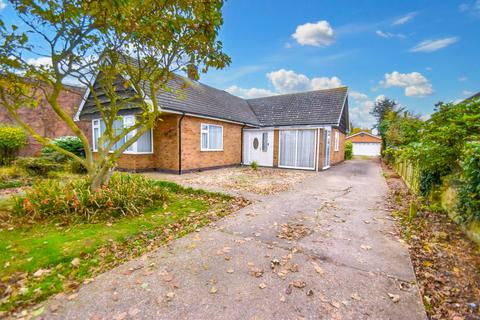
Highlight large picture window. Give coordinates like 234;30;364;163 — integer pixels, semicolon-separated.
201;123;223;151
279;129;316;170
92;115;153;154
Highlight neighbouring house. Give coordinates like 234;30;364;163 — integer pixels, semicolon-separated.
75;74;349;173
346;132;382;157
0;83;88;156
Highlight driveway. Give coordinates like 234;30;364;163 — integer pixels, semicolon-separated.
39;158;426;320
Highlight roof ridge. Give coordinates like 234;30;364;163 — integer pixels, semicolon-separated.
245;86;349;101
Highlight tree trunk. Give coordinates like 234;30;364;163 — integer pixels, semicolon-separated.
90;165;112;190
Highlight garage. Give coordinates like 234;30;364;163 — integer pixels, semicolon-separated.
346;132;382;157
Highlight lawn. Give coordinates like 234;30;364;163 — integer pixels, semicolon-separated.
0;180;248;315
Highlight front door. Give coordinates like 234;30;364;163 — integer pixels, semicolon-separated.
243;130;274;167
323;129;331;169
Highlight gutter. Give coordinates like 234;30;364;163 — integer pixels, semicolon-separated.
178;113;186;174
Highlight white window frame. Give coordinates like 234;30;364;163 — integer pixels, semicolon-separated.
334;131;340;152
200;123;223;151
91;116;153;154
278;129;317;171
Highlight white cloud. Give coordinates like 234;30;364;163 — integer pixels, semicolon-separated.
375;30;406;39
225;85;275;99
226;69;343;100
348;91;379;128
380;71;433;97
410;37;458;53
459;0;480;16
391;12;417;26
0;0;6;10
458;75;468;82
267;69;342;94
292;21;335;47
27;56;52;67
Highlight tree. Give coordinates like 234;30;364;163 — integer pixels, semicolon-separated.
350;127;371;135
0;0;230;189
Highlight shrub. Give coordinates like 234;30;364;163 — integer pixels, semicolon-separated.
344;141;353;160
457;141;480;223
15;157;63;177
250;161;258;170
13;173;169;223
68;158;88;174
0;125;27;165
42;136;85;161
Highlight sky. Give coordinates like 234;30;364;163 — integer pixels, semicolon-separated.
1;0;479;128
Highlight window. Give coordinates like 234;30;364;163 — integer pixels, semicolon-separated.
261;132;268;152
92;116;153;153
279;129;316;169
334;131;340;151
200;124;223;151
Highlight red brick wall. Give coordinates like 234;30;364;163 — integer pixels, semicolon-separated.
0;85;87;156
346;133;382;143
180;116;242;171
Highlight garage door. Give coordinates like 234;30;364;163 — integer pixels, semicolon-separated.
352;142;381;156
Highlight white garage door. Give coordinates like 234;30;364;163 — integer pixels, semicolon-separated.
352;142;381;156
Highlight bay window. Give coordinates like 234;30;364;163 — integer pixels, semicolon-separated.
92;115;153;153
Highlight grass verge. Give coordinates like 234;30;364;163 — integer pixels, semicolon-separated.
0;180;248;316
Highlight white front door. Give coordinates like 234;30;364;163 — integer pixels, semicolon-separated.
243;130;274;166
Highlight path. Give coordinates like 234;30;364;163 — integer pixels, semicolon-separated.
39;158;426;320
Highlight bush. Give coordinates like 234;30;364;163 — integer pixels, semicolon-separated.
42;136;84;161
0;125;27;165
250;161;258;170
345;141;353;160
15;157;63;177
13;173;169;223
457;142;480;223
68;159;88;174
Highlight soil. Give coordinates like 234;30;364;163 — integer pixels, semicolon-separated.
382;161;480;320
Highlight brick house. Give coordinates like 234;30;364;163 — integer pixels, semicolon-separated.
76;75;349;173
0;84;89;156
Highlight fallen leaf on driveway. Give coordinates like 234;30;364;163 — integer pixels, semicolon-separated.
33;269;50;278
292;280;306;288
259;283;267;289
210;287;218;294
250;268;264;278
360;245;372;250
279;296;286;302
306;289;314;296
165;292;175;300
351;293;361;300
227;269;234;274
311;262;324;275
67;293;78;300
388;293;400;303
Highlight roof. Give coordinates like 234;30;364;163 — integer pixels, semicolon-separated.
78;69;348;128
346;132;382;141
246;87;348;127
148;75;261;126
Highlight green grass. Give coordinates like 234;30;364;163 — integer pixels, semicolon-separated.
0;181;243;315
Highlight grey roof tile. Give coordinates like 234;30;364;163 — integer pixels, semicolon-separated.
246;87;348;127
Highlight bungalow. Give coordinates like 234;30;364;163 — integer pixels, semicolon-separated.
75;75;349;173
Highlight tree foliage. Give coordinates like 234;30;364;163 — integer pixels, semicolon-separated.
379;97;480;222
0;125;27;165
0;0;230;188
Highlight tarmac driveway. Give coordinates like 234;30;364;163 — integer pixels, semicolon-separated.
40;158;426;320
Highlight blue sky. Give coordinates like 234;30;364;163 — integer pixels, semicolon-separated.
199;0;480;128
1;0;479;128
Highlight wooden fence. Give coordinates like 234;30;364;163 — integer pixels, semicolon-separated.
393;159;420;194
